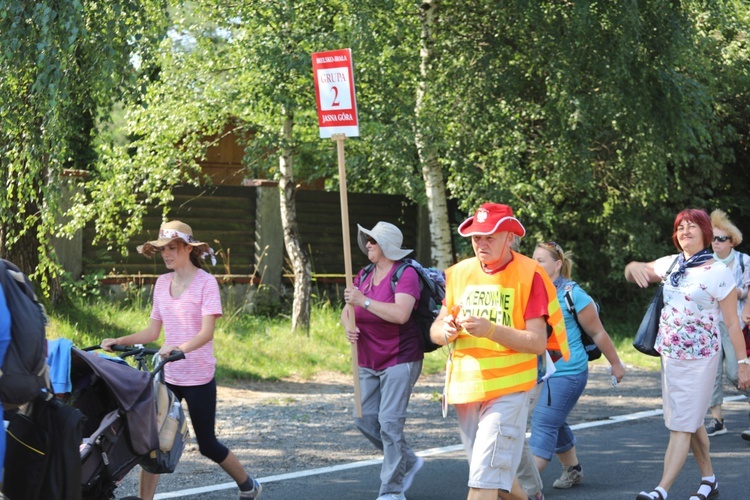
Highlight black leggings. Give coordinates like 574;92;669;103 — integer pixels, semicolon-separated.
167;379;229;464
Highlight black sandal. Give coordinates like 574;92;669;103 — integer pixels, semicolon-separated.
636;491;665;500
690;478;719;500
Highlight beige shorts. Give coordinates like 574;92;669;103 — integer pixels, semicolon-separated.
455;391;530;492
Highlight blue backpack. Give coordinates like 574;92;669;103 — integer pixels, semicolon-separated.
360;258;445;353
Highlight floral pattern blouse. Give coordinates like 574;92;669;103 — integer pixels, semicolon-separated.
654;254;735;360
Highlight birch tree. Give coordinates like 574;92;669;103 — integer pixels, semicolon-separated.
415;0;453;269
0;0;167;298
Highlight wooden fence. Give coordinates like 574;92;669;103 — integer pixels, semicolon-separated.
82;185;425;286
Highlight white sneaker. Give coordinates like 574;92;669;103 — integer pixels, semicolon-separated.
238;479;262;499
402;456;424;492
376;494;406;500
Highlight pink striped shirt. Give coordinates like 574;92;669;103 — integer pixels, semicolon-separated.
151;268;222;386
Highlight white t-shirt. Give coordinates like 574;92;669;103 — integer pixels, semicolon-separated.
654;254;734;359
151;268;222;385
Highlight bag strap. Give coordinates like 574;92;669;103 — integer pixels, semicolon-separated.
563;284;586;336
662;256;680;283
358;263;375;289
361;261;414;296
740;252;745;275
390;261;410;292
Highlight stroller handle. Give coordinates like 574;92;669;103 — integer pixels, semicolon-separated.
97;344;185;361
112;345;186;362
83;344;186;377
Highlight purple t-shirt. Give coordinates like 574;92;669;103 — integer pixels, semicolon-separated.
353;262;422;370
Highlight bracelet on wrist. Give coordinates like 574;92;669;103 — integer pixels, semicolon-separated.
483;322;494;338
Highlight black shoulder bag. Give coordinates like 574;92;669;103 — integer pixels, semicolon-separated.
633;257;679;357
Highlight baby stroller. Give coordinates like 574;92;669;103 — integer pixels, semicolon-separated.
4;344;186;500
76;345;187;500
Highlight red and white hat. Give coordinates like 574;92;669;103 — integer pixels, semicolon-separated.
458;203;526;237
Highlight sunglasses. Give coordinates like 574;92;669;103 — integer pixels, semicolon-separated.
540;241;563;257
713;236;731;243
366;236;378;245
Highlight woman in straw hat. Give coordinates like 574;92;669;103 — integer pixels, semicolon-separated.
102;220;262;500
341;221;425;500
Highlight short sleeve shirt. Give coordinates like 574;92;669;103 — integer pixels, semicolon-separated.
554;283;593;377
353;262;422;370
654;254;734;359
152;269;223;385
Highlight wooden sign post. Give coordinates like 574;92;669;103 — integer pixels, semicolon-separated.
312;48;361;417
332;133;361;418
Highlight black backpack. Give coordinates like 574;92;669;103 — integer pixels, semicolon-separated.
4;395;85;500
359;258;445;353
0;259;49;405
563;283;602;362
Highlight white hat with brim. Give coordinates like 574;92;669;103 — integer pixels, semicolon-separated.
357;222;413;261
137;220;213;259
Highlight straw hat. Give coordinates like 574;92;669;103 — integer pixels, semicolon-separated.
357;222;413;261
458;203;526;237
137;220;214;262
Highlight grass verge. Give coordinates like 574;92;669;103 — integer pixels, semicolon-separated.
47;299;660;386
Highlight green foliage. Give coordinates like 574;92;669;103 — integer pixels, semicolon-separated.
424;0;750;306
3;0;750;314
61;271;105;302
63;0;354;254
0;0;169;286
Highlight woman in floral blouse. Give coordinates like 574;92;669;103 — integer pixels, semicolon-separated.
625;208;750;500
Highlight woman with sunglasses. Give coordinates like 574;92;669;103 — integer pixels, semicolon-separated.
625;208;750;500
704;209;750;439
341;221;424;500
528;241;625;494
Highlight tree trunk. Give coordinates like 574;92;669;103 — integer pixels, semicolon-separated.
415;0;453;270
278;106;311;334
0;212;40;277
0;177;62;303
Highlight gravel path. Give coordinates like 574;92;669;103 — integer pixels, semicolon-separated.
114;363;665;498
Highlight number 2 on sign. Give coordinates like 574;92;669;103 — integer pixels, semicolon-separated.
330;86;340;106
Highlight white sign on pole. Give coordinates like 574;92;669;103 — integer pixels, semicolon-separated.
312;48;360;138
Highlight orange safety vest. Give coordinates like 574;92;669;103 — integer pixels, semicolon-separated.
444;252;569;404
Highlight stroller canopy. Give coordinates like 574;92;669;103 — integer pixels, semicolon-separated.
71;348;158;456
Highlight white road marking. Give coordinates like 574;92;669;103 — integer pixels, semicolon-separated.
154;395;747;499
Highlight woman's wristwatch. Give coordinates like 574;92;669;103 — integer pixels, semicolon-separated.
364;299;371;309
738;358;750;365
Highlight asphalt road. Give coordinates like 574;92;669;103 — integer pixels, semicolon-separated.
151;396;750;500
